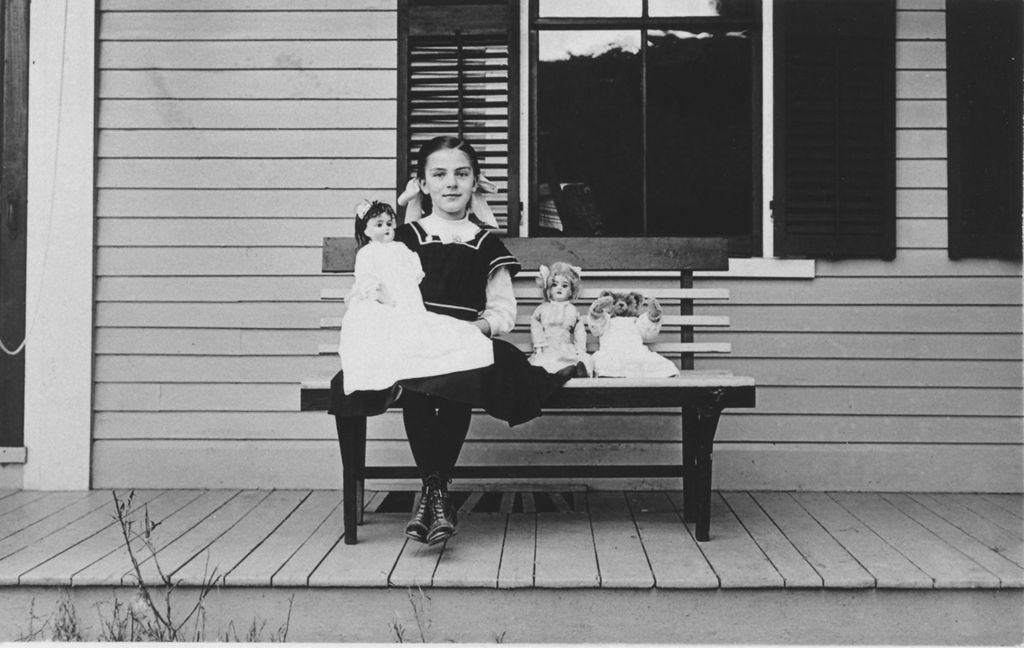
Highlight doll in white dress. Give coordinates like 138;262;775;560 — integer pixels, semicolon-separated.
338;200;493;394
528;262;592;376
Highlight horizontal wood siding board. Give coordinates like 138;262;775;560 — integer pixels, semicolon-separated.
323;237;729;272
895;41;945;69
97;188;394;217
98;218;353;247
102;0;395;9
98;159;393;189
100;41;398;70
896;100;946;127
98;100;398;129
100;12;397;40
88;441;1024;491
91;410;1024;445
99;70;397;99
98;130;397;159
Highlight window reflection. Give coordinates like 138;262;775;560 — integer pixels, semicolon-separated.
539;0;641;17
650;0;756;18
537;31;642;235
646;30;752;236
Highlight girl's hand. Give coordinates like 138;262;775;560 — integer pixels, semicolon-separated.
474;318;492;337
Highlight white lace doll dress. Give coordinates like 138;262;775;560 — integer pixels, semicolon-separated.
338;240;494;394
588;312;680;378
528;300;592;374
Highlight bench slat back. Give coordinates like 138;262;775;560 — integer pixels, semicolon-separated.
322;236;729;273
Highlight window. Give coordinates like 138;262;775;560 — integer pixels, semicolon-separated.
946;0;1022;260
529;0;761;250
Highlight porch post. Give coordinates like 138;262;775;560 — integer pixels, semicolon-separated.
23;0;96;489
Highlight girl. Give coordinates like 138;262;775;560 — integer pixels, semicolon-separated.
330;136;573;546
528;262;593;376
338;200;494;394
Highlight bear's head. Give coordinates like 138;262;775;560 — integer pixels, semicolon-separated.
599;290;644;317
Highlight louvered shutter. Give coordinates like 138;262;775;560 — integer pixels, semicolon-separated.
401;0;517;233
947;0;1023;260
774;0;896;259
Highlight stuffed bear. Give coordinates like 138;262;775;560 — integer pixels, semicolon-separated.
586;290;679;378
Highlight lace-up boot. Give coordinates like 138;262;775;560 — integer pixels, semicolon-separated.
404;482;431;543
425;474;456;545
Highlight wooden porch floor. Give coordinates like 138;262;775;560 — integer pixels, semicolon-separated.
0;488;1020;590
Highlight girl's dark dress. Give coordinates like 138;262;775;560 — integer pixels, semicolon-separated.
329;221;571;426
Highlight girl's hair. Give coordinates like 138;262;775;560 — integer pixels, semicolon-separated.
537;261;582;302
413;135;481;217
354;200;396;248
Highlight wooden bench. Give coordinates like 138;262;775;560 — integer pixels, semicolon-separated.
301;237;756;543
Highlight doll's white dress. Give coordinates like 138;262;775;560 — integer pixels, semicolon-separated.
588;313;679;378
338;240;493;394
528;300;592;374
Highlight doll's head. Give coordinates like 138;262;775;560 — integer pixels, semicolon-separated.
354;200;397;247
537;262;582;303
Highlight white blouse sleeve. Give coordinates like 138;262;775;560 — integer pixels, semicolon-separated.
480;267;516;337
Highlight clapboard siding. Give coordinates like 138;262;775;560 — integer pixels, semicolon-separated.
91;2;1024;491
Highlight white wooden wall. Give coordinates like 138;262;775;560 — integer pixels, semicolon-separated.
91;0;1022;492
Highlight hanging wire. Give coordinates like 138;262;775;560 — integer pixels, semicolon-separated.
1;0;69;356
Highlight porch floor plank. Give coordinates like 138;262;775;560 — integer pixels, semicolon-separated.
432;513;507;587
982;494;1024;519
389;535;443;588
588;492;654;588
750;492;873;588
173;489;310;585
67;490;206;586
272;497;344;586
308;513;406;587
948;493;1024;535
496;511;535;589
22;490;175;586
0;491;93;542
227;490;340;586
683;492;785;588
76;490;237;586
0;491;134;586
0;491;49;517
131;490;268;586
724;491;823;588
831;492;1000;588
881;493;1024;588
910;493;1024;569
626;491;718;589
793;492;932;588
534;511;599;588
0;491;109;561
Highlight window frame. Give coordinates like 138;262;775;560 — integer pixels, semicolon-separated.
523;0;763;256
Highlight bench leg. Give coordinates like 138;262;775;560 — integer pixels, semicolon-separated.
694;408;722;542
335;415;367;545
681;409;699;523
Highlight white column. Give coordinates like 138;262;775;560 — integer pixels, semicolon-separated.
23;0;96;489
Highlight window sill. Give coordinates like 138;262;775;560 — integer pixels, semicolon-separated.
0;447;27;465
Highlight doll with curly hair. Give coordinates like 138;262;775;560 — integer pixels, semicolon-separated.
528;262;592;377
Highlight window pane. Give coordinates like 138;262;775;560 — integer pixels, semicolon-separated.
649;0;757;18
538;31;642;235
539;0;641;17
646;30;753;236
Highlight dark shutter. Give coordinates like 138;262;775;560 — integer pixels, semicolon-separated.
774;0;896;259
400;0;518;233
947;0;1023;260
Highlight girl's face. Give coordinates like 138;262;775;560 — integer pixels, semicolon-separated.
365;213;395;243
419;148;477;220
548;274;573;302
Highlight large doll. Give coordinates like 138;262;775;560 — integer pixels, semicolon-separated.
528;262;592;377
338;200;494;394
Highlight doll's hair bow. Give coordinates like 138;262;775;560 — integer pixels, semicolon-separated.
397;175;500;229
354;199;375;220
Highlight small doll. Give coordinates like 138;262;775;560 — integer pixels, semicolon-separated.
528;262;593;377
338;200;493;394
586;290;680;378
